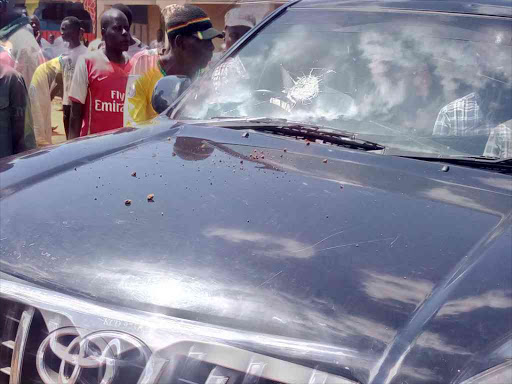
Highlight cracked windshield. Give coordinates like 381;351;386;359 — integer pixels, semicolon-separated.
177;9;512;159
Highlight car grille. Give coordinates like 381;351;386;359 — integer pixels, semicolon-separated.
0;291;357;384
0;299;54;384
0;299;34;384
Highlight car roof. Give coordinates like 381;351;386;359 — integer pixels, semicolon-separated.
290;0;512;17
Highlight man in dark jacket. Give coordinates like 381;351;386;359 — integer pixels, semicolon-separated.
0;64;36;158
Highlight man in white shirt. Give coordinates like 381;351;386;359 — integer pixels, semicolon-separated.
112;3;147;58
211;7;256;93
0;0;43;86
59;16;87;139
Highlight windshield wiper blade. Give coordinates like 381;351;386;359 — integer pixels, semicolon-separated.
396;155;512;173
201;117;385;151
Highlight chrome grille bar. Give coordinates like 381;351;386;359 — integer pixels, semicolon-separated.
8;307;34;384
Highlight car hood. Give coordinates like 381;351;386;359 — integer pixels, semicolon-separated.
1;122;511;383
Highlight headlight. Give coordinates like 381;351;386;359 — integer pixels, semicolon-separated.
459;361;512;384
0;277;359;384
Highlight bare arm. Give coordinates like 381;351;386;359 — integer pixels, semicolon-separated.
50;72;63;101
69;101;84;139
68;56;88;139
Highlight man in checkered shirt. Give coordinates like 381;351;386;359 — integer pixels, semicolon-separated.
433;92;511;159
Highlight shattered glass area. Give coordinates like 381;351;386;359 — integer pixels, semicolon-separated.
284;68;335;105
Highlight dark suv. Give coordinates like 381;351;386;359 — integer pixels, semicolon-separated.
1;1;511;383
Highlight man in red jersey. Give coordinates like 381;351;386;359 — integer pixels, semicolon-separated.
68;8;132;138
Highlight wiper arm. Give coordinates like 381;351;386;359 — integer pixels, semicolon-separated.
200;117;385;151
397;155;512;174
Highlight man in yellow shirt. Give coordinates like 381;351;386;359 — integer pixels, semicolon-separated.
28;57;62;146
125;4;221;125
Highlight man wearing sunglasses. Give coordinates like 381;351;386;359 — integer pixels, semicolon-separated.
125;4;222;125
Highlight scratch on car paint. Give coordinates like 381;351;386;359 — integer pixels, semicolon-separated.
291;228;353;253
390;235;401;247
315;237;396;253
257;270;283;288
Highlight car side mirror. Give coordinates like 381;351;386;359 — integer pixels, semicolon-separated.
151;76;192;114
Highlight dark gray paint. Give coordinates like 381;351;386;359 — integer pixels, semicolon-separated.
1;122;511;383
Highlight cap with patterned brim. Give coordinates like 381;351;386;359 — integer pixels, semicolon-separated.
166;16;223;40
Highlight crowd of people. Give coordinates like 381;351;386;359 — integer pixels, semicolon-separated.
0;0;258;158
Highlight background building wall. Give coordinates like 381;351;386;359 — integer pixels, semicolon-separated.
147;4;162;45
31;0;283;49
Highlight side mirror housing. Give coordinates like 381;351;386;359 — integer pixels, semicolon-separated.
151;76;192;114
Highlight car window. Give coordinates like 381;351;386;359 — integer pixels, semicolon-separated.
175;9;512;159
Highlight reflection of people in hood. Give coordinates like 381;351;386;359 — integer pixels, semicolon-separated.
173;137;214;161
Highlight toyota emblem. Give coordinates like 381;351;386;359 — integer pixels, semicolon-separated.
36;327;151;384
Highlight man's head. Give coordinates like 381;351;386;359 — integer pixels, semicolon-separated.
60;16;81;46
223;7;256;50
111;3;132;27
29;14;40;36
101;8;130;54
165;4;222;75
49;34;55;44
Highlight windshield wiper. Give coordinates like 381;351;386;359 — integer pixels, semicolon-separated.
396;155;512;174
196;117;385;151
